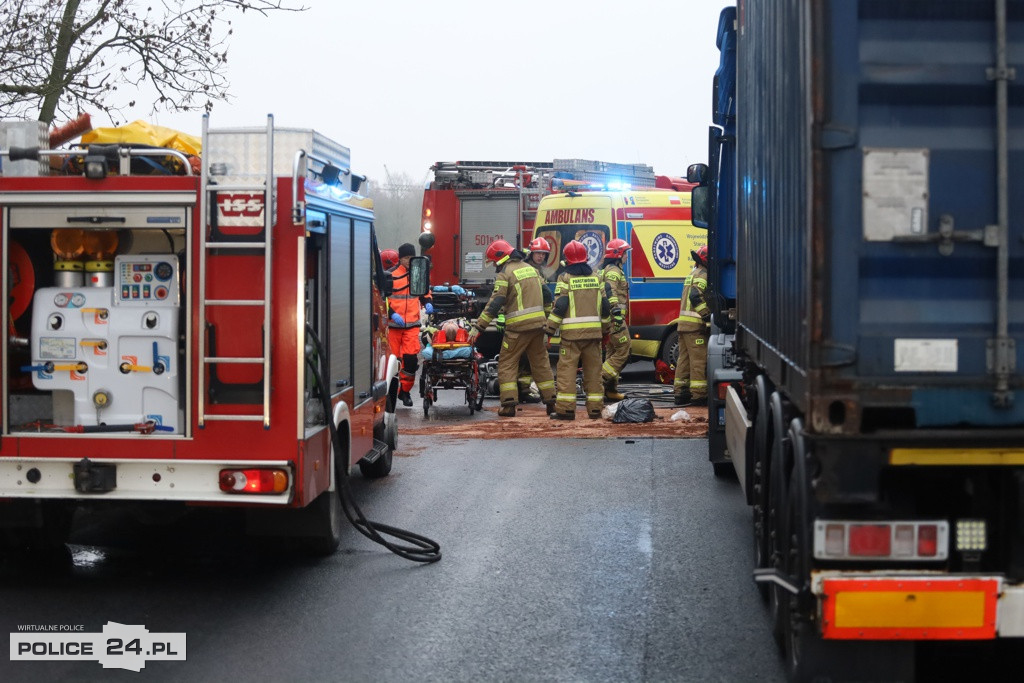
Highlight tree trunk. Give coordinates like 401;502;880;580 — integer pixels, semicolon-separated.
38;0;82;124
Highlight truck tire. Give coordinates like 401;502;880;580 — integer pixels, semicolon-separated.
782;430;916;682
767;391;791;655
659;333;679;366
301;485;343;556
752;374;774;602
300;438;345;556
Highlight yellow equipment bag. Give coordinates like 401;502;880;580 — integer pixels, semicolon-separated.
82;120;201;155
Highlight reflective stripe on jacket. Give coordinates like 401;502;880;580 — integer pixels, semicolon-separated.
477;260;548;333
677;264;710;331
547;271;610;341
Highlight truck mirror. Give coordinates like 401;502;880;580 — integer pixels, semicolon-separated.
418;231;435;253
687;163;709;185
408;256;431;297
691;186;710;229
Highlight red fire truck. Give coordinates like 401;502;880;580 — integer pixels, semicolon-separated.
419;159;659;356
420;159;697;362
0;115;405;557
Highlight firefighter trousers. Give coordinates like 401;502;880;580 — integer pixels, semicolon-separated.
673;326;708;399
555;338;604;416
601;325;631;387
388;326;421;393
498;329;555;407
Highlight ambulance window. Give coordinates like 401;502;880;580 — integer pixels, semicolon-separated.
533;224;610;281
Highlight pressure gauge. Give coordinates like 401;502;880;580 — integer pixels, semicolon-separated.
53;292;69;307
70;292;86;307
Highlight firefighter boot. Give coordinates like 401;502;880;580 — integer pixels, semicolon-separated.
674;389;691;406
549;410;575;421
544;400;556;415
689;396;708;407
604;379;625;402
399;390;413;407
498;402;517;417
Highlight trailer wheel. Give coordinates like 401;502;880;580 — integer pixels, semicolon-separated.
767;391;792;655
423;396;431;418
752;374;774;602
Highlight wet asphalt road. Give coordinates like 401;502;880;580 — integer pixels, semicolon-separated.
0;364;787;682
0;437;785;682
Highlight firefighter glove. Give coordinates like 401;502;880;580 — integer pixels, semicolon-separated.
425;303;434;315
390;312;405;326
468;327;480;342
688;289;703;307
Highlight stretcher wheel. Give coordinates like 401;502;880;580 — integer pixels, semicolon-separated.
423;395;431;418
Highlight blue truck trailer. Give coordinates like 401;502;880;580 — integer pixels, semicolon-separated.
690;1;1024;680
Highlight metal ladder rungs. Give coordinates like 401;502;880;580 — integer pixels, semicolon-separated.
204;299;266;307
208;183;267;192
201;415;266;423
205;357;266;364
205;241;267;250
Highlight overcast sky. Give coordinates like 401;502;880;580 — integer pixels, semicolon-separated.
148;0;733;185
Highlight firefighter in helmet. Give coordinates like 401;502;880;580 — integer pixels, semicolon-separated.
674;244;710;406
468;239;556;417
381;248;400;271
599;238;632;402
512;236;554;403
545;240;612;420
388;243;433;406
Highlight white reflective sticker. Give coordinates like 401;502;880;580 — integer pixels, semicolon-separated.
894;338;958;373
464;252;483;273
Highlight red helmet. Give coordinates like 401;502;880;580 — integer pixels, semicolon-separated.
605;238;632;260
527;237;551;254
563;240;589;265
485;239;514;265
381;249;399;270
691;245;708;265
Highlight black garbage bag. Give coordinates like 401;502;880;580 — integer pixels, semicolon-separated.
612;397;656;423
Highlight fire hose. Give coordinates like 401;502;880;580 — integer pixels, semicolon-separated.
305;324;441;564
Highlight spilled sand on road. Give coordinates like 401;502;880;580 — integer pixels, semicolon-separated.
399;403;708;440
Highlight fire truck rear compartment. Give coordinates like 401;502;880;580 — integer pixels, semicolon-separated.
5;219;188;436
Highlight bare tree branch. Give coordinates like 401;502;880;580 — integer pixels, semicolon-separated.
0;0;306;124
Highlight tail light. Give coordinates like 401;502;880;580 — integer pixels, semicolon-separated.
219;468;289;494
717;382;730;400
814;520;948;561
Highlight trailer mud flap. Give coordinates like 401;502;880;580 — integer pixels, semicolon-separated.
73;458;117;493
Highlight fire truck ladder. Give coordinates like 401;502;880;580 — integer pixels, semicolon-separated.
197;114;274;428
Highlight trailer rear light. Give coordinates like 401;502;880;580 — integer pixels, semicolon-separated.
814;520;948;561
219;468;288;494
848;524;891;557
824;524;845;556
717;382;731;400
918;524;939;556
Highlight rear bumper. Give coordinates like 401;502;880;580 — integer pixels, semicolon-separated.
0;457;292;505
813;572;1024;639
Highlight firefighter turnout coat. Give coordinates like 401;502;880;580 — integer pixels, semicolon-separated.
476;258;555;407
546;267;612;417
599;261;631;386
674;262;710;400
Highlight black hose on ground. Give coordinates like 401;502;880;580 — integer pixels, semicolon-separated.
306;323;441;564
